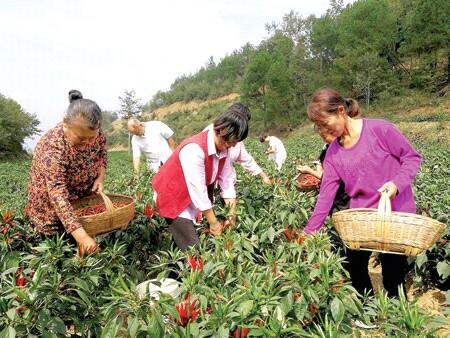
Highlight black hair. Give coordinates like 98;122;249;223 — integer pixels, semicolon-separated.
259;132;269;143
65;89;102;129
68;89;83;102
227;103;251;121
213;105;249;142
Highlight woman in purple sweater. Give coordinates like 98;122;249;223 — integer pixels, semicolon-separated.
304;88;422;297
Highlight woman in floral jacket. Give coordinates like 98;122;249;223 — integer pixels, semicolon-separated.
25;90;106;254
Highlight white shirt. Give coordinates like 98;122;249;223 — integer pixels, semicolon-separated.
132;121;173;163
178;129;235;221
268;136;287;161
204;124;262;176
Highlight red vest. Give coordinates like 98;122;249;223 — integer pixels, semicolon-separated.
152;131;226;219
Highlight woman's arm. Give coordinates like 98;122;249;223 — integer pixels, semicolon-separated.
42;148;97;251
179;144;222;235
304;160;341;234
379;123;422;197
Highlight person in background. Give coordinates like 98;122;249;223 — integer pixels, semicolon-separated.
25;90;106;255
259;132;287;170
303;88;421;297
152;104;249;251
297;128;350;215
127;117;176;174
204;103;271;185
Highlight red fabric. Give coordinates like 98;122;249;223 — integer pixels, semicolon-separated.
152;131;225;219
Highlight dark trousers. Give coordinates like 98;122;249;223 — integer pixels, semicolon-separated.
166;217;200;251
345;249;408;297
166;184;215;251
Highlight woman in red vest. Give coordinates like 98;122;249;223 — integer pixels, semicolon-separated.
152;104;249;250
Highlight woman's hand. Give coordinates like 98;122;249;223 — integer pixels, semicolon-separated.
210;221;223;236
260;172;272;185
92;178;104;193
93;167;106;193
71;228;98;256
297;165;312;174
377;181;398;199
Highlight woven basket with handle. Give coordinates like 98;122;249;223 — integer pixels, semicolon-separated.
72;192;135;237
332;192;446;256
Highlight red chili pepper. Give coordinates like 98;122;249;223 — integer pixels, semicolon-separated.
187;256;204;272
175;294;200;327
144;204;155;218
284;226;297;242
294;292;300;301
438;239;448;248
76;202;129;216
272;262;277;274
233;327;250;338
297;233;306;244
16;275;26;287
226;239;232;252
15;305;28;314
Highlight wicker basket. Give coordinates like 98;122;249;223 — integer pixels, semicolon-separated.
332;192;446;256
72;192;135;237
296;173;320;192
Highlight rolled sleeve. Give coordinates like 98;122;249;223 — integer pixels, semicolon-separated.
236;142;262;176
159;122;174;139
179;144;213;211
131;136;141;160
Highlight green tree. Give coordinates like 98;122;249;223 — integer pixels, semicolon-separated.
334;0;399;108
0;93;40;157
400;0;450;88
118;90;142;119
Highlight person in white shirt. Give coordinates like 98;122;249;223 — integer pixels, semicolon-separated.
203;104;271;185
259;132;287;170
127;118;176;174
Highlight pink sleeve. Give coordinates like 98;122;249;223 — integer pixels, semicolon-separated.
218;156;237;199
179;144;213;211
234;142;262;176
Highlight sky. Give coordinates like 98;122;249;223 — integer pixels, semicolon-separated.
0;0;353;149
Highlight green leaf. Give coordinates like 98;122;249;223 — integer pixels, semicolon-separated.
101;317;123;338
267;227;275;243
215;326;229;338
148;314;164;338
288;213;296;226
237;300;254;317
331;297;345;324
128;316;139;338
0;326;16;338
415;253;428;269
436;261;450;279
48;317;66;335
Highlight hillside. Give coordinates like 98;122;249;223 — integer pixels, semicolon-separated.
107;91;450;148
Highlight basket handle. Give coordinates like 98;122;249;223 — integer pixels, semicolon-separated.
377;191;392;217
98;192;114;227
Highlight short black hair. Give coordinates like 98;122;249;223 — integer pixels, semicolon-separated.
213;105;249;142
259;132;269;143
65;89;102;129
227;103;251;121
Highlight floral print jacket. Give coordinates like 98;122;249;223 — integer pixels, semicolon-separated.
25;123;107;235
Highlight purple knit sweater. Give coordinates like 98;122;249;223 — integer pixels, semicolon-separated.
304;118;422;234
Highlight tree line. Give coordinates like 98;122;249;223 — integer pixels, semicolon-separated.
145;0;449;128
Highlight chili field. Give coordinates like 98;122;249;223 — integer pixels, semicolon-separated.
0;129;449;337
